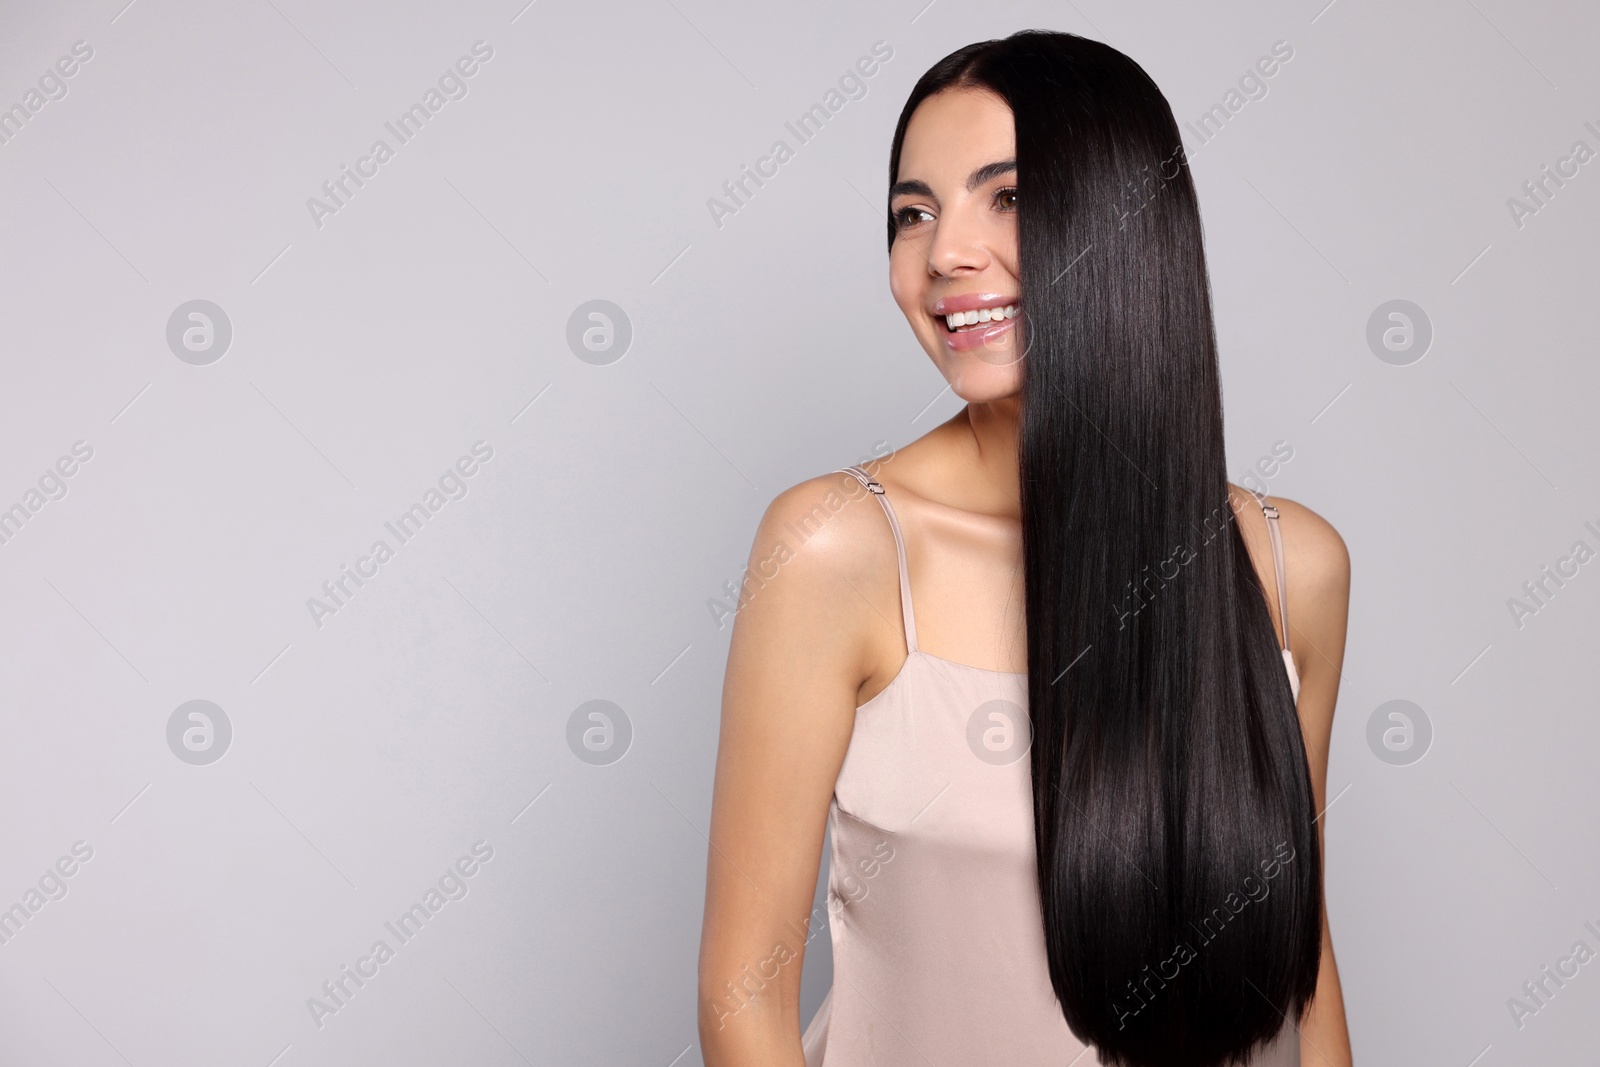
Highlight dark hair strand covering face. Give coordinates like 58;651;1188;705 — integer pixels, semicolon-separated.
888;31;1323;1067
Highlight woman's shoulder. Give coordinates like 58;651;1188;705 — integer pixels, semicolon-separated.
1226;484;1350;592
746;457;908;602
753;438;932;555
731;458;915;688
1226;484;1351;674
760;454;898;534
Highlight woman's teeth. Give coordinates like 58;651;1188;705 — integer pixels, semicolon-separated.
945;304;1019;331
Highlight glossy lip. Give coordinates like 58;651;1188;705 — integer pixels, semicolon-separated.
932;292;1021;352
932;292;1019;316
944;316;1016;352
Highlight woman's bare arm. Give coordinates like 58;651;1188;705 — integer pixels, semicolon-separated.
1231;486;1354;1063
698;473;894;1065
1272;494;1354;1066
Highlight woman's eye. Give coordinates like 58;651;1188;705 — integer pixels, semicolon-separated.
994;187;1018;211
892;205;934;230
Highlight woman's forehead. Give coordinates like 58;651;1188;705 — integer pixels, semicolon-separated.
896;87;1014;184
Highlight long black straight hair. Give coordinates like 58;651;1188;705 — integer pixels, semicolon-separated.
887;31;1322;1066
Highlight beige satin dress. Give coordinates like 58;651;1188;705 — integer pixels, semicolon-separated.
801;466;1303;1067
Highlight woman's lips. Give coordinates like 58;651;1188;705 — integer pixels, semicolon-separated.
943;315;1017;352
931;296;1021;353
932;292;1018;315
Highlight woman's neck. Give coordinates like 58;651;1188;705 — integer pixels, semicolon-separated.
956;398;1022;519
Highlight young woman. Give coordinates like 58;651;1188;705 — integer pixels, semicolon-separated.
699;31;1352;1067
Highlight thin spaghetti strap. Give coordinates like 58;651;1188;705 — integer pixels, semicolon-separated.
1258;497;1290;654
835;466;919;654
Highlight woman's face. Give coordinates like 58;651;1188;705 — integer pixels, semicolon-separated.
889;87;1023;401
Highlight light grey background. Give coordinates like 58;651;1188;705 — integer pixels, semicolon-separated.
0;0;1596;1063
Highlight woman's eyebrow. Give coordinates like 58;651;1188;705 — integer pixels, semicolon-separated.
889;160;1016;201
889;178;933;200
967;159;1016;190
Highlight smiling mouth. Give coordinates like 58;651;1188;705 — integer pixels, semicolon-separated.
942;303;1020;332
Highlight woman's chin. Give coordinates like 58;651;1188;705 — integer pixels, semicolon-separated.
942;361;1024;404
